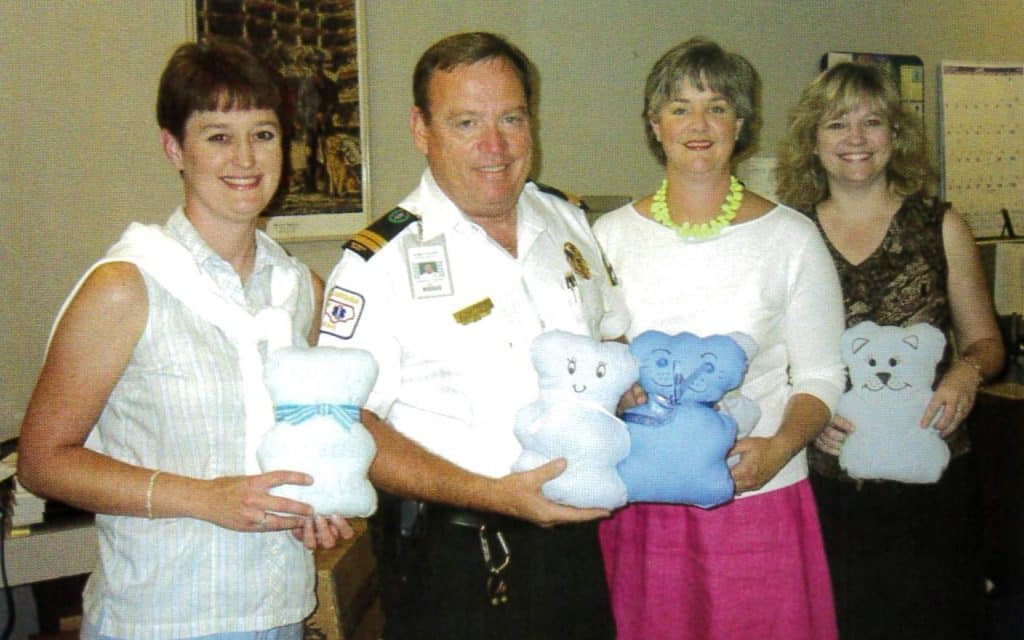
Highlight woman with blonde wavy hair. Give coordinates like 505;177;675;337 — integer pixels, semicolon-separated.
776;62;1004;640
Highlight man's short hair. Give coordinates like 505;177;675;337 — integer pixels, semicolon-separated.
412;32;532;122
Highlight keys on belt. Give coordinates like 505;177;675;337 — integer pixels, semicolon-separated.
399;499;428;538
397;500;513;606
445;508;512;606
477;524;511;606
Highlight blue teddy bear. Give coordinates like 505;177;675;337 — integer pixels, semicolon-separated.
838;321;950;483
619;330;758;508
512;330;639;510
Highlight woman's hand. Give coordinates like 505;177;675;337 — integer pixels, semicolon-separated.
934;208;1005;434
197;471;316;533
293;514;356;550
729;394;832;493
921;359;981;437
813;415;855;456
728;436;791;493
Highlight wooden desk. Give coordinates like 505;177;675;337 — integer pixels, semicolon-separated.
972;382;1024;594
3;520;97;587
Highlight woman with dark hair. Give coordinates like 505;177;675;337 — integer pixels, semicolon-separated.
17;39;346;639
594;37;845;639
777;62;1003;640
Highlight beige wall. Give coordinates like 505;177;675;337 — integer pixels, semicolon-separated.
2;0;1023;441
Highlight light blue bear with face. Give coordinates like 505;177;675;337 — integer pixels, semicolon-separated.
838;321;950;483
619;330;757;508
512;330;639;510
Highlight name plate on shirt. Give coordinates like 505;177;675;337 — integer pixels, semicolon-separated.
453;298;494;325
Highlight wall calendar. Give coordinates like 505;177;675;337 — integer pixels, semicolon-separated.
939;62;1023;238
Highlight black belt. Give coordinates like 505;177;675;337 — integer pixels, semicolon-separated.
374;492;519;538
393;497;525;536
386;496;514;606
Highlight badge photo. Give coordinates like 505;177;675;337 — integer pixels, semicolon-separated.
407;243;453;299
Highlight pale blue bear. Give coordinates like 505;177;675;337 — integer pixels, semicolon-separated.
512;330;639;510
257;345;379;517
838;321;950;484
620;330;758;508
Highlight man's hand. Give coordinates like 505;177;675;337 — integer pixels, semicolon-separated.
616;383;647;415
493;458;610;527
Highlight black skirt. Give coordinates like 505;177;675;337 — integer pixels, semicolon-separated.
810;454;986;640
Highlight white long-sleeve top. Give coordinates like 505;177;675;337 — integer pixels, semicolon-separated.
593;202;846;497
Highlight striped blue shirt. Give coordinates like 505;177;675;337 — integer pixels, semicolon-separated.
78;209;316;639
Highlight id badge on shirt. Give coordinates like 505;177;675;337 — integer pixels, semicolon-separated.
405;235;453;298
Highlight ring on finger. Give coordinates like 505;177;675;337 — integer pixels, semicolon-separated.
257;515;267;531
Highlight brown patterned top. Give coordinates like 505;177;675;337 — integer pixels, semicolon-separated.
807;195;969;481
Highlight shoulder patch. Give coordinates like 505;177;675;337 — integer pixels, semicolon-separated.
531;180;587;211
321;285;365;340
343;207;419;260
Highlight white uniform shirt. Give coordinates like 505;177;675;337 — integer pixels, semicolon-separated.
320;170;628;477
593;203;846;497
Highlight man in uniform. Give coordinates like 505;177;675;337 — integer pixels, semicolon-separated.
319;32;627;639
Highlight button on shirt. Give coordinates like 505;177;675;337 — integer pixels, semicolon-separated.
320;170;628;477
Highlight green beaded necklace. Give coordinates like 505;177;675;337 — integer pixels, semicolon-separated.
651;175;744;239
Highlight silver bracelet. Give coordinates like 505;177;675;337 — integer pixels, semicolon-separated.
958;355;984;387
146;469;163;520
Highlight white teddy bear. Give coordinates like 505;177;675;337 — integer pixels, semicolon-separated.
511;330;639;510
257;345;379;516
838;321;950;484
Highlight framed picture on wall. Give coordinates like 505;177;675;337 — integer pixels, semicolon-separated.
191;0;370;242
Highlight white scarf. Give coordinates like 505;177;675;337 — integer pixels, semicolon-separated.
52;221;300;474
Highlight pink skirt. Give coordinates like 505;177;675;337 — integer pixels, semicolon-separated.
599;480;837;640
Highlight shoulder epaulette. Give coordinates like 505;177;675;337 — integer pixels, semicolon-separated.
343;207;419;260
531;180;588;211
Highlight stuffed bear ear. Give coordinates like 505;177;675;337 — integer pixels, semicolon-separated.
607;341;640;381
630;330;670;355
603;338;632;361
904;322;947;363
726;332;759;361
843;321;880;360
531;329;574;368
850;336;871;354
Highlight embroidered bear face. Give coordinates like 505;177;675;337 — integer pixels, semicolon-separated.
631;331;755;405
619;329;757;507
512;330;637;510
533;330;638;412
843;321;945;403
837;321;950;483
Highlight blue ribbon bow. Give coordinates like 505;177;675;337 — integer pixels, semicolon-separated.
623;361;717;427
273;403;361;431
